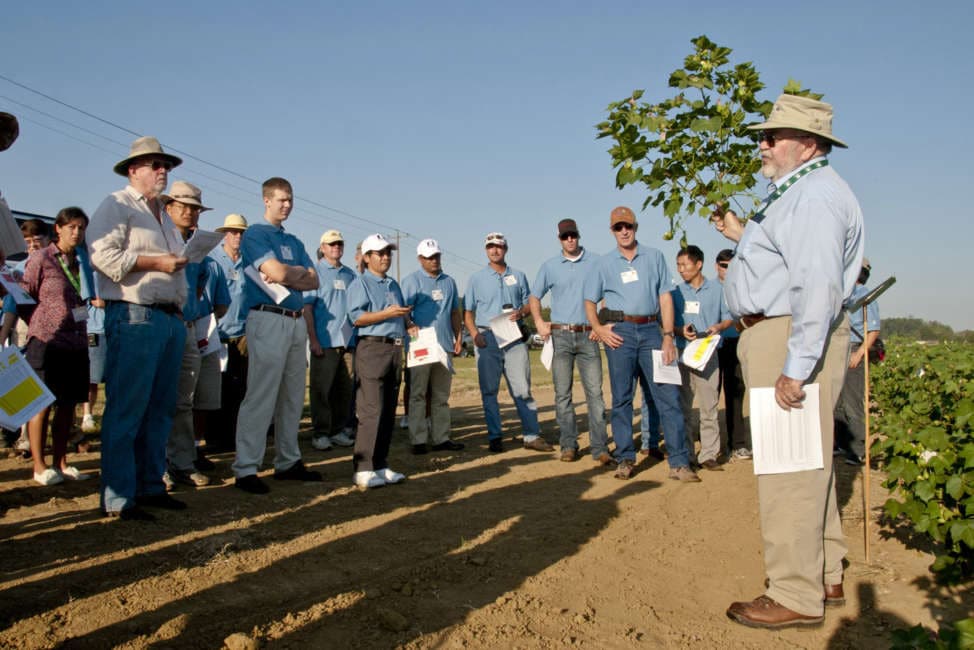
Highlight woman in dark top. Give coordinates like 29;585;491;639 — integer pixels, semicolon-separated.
22;207;93;485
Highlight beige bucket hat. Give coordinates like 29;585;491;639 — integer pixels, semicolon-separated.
113;136;183;176
0;112;19;152
216;213;248;232
748;94;848;148
161;180;211;211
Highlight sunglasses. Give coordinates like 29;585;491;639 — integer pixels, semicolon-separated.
612;222;634;232
558;231;579;241
717;262;729;269
140;159;173;172
759;130;811;148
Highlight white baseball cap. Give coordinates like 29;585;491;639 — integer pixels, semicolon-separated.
361;233;397;254
416;238;441;257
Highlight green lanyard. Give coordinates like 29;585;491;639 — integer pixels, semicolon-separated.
55;253;82;296
751;159;828;224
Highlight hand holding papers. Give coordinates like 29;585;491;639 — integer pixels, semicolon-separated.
652;349;681;384
244;265;289;304
0;348;55;430
0;267;34;305
489;312;522;348
749;383;824;475
540;337;554;371
407;327;452;372
179;230;224;264
681;335;720;370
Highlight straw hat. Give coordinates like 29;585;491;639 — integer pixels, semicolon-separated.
748;94;848;148
161;180;210;211
113;136;183;176
216;213;248;232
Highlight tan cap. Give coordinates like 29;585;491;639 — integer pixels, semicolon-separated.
114;136;183;176
748;94;848;148
320;229;344;245
161;180;211;211
216;213;248;232
610;206;636;227
862;257;871;270
0;112;19;152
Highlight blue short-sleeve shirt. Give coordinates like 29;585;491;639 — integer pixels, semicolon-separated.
240;223;315;314
306;260;357;348
464;265;530;328
583;243;672;315
401;269;460;352
531;248;598;325
347;270;407;339
212;245;246;339
671;277;731;350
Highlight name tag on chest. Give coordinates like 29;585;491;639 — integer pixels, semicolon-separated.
280;245;294;261
333;279;346;291
684;301;701;315
621;270;639;284
503;275;518;287
431;289;444;301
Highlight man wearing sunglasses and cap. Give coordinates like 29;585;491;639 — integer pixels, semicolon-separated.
713;94;864;628
464;232;548;453
584;207;697;482
529;219;608;464
88;136;191;520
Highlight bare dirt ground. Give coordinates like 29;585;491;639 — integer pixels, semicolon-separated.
1;375;970;649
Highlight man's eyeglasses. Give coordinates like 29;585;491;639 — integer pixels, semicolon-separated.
612;223;634;232
559;231;579;241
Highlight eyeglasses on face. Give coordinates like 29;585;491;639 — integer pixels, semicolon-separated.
612;222;634;232
759;130;812;148
372;249;392;257
139;158;173;172
717;262;730;269
559;232;579;241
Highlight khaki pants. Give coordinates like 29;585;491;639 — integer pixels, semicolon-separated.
408;362;453;445
738;314;849;616
679;354;721;463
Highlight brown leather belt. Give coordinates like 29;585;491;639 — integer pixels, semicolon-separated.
623;314;657;324
254;304;301;319
735;313;768;332
550;323;593;332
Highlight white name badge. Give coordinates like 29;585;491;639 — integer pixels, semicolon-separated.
280;245;294;261
333;279;346;291
503;275;518;286
72;306;89;322
620;269;639;284
431;289;444;301
685;300;701;315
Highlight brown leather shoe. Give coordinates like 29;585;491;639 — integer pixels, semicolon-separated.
595;452;615;466
700;459;724;471
560;449;577;462
726;595;824;629
614;459;635;480
824;582;845;607
523;438;554;452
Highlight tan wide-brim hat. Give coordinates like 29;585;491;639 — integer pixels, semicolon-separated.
216;213;248;232
113;136;183;176
0;112;19;152
161;180;211;211
748;94;848;148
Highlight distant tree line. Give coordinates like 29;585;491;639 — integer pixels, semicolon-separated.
884;317;974;342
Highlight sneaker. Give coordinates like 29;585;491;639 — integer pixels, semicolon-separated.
274;460;323;481
57;466;92;481
378;468;405;484
34;468;64;486
136;493;188;510
15;436;30;452
412;443;429;455
170;468;211;487
730;447;753;461
668;465;702;482
488;439;504;453
235;474;270;494
194;452;216;471
162;471;175;491
106;506;156;521
431;440;465;451
81;414;98;433
523;437;554;452
354;470;386;489
399;416;409;429
311;435;333;451
330;431;355;447
614;459;635;480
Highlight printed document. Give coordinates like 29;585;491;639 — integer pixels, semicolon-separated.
750;383;824;475
652;350;682;385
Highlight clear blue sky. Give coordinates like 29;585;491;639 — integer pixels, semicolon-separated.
1;1;971;328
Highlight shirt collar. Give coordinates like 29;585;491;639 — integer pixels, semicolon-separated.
561;247;585;263
774;155;827;186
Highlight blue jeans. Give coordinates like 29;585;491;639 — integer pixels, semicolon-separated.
475;330;539;441
603;321;688;466
639;378;662;449
100;302;186;513
550;329;607;456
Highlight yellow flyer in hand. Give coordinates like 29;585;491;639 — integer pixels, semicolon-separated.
0;347;55;430
681;335;721;371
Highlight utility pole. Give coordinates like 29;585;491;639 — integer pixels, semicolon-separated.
395;230;401;282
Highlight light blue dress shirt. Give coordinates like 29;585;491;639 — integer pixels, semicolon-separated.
347;270;407;339
531;248;598;325
464;265;530;328
724;157;865;379
846;284;881;344
401;268;460;352
305;260;357;348
583;243;672;315
240;223;315;314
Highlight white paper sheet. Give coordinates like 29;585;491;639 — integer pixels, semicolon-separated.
489;313;522;348
407;327;452;372
540;337;554;371
0;268;35;305
180;229;225;264
0;348;55;430
749;383;824;475
195;313;223;357
681;334;720;370
652;349;682;384
244;265;289;304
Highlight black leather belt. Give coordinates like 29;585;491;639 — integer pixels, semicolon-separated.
359;335;404;346
550;323;593;332
106;300;182;317
254;304;301;319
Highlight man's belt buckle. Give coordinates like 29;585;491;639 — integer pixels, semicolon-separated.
393;337;403;346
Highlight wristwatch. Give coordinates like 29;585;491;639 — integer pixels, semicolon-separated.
662;331;674;337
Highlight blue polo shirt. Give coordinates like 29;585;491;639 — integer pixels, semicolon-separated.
671;277;731;350
212;245;246;339
464;264;530;328
305;259;357;348
347;270;407;339
532;248;598;325
846;284;881;344
240;222;315;314
401;268;460;352
583;243;672;315
196;256;230;321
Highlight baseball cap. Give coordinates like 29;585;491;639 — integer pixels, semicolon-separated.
320;229;344;245
484;232;507;247
610;206;636;227
361;233;397;254
417;238;441;257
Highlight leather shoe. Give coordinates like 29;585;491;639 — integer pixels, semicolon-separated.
488;439;504;453
136;494;187;510
273;460;323;482
824;582;845;607
432;440;465;451
700;459;724;471
726;595;824;629
412;444;429;455
106;506;156;521
560;448;577;462
595;452;615;466
523;437;553;452
235;474;270;494
614;459;635;480
648;448;665;461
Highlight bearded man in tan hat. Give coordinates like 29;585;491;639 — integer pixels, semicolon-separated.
713;94;864;628
0;112;27;266
88;136;191;520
